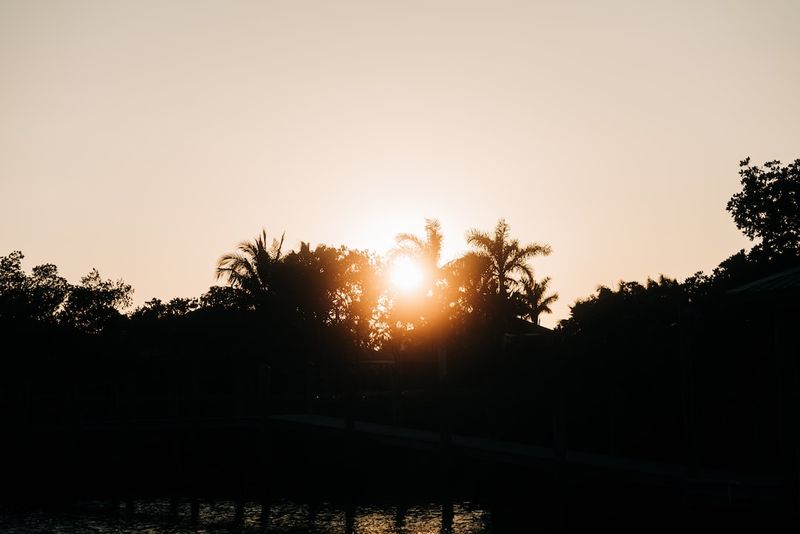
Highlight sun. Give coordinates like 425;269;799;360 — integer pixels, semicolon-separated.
390;255;424;292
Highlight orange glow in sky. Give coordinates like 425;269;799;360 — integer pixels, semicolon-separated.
1;1;798;327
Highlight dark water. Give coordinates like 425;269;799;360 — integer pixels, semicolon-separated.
0;499;493;533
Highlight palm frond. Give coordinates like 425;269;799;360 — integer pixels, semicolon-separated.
393;218;443;270
216;229;285;296
466;230;493;251
517;242;552;259
395;233;425;248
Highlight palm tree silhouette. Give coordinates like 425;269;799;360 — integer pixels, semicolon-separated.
394;218;444;281
389;218;447;335
215;229;285;298
517;273;558;325
466;219;551;300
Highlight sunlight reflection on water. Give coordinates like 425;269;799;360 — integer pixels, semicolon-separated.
0;499;493;533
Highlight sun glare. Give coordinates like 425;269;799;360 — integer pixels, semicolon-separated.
390;256;424;292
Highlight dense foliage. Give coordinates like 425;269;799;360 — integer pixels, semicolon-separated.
727;157;800;259
1;157;798;471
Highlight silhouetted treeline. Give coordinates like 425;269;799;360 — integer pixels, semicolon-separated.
555;157;800;470
1;157;798;501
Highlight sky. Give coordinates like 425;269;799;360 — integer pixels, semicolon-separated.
1;0;799;326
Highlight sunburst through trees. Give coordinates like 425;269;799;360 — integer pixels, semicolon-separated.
212;218;557;350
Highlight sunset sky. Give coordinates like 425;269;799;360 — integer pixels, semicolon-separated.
1;1;799;326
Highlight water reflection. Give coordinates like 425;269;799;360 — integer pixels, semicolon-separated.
0;499;492;533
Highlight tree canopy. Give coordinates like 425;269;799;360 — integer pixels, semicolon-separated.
726;157;800;259
0;251;132;334
466;219;551;300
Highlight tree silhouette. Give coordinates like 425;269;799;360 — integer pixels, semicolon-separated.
332;248;385;349
216;229;285;300
394;218;443;279
58;269;133;334
726;157;800;259
0;251;69;325
389;219;446;336
466;219;551;301
516;273;558;325
558;276;687;343
132;296;199;321
279;243;384;348
1;251;132;334
199;285;249;311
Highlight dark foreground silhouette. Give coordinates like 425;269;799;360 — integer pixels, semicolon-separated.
1;157;799;532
